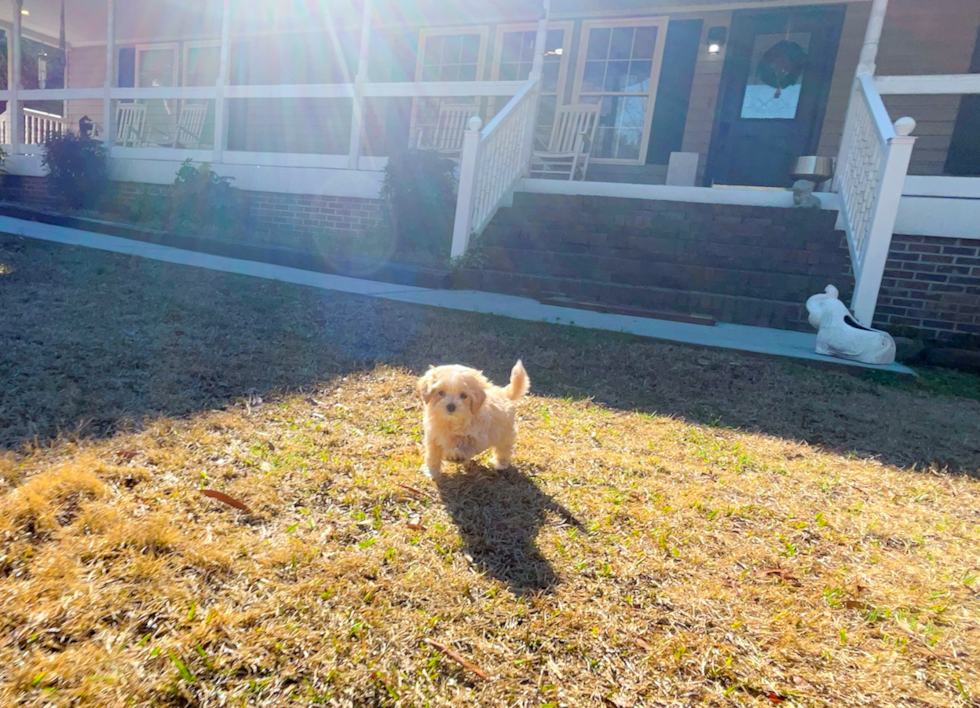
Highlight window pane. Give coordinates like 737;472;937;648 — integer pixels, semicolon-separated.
542;61;560;93
499;62;518;81
633;26;657;60
519;31;536;63
626;61;651;92
610;27;634;61
443;35;462;65
587;28;610;60
604;61;629;92
461;35;481;63
186;45;220;86
545;29;564;53
583;61;605;92
458;63;477;81
422;65;439;81
424;35;443;65
619;95;646;129
138;48;175;87
501;32;523;63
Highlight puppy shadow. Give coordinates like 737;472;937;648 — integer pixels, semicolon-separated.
433;462;585;594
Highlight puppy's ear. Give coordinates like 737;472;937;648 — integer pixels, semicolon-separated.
417;369;439;404
469;385;486;414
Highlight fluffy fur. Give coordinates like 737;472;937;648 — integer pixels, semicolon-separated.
416;360;530;476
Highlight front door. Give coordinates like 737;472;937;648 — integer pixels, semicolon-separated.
705;5;845;187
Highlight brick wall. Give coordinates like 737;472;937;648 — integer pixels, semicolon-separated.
874;234;980;342
244;191;381;240
0;174;61;209
1;176;382;244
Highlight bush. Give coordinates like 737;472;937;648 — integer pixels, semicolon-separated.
380;149;456;260
170;159;240;232
41;132;109;210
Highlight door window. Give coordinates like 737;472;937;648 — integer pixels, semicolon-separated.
739;33;811;120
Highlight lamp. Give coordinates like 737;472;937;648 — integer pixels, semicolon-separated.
707;26;727;55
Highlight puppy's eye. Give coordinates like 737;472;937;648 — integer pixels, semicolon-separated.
438;391;445;397
460;393;467;399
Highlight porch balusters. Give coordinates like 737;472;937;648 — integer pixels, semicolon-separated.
836;74;916;326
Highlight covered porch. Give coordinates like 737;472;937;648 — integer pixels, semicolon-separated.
0;0;978;335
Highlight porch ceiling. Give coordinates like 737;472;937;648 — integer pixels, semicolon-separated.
3;0;870;48
3;0;544;47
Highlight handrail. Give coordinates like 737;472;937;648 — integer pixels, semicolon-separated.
836;73;917;326
450;77;539;258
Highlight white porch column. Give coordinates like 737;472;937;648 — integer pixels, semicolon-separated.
10;0;23;153
212;0;233;163
102;0;115;147
857;0;890;75
347;0;373;170
520;0;550;172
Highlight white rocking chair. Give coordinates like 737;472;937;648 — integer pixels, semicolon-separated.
173;102;208;149
415;102;475;157
529;103;600;181
114;103;148;147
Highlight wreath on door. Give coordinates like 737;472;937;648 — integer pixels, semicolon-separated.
757;39;808;98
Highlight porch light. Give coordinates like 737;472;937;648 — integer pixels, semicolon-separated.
707;27;726;55
21;9;29;15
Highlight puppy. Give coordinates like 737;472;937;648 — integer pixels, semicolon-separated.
417;360;530;476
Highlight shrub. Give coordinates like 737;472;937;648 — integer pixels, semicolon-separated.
41;132;109;210
170;159;240;232
380;148;456;260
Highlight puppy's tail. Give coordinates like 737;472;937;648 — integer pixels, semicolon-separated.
503;360;530;400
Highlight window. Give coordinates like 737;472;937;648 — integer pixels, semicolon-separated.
135;44;178;145
412;28;489;148
491;24;572;149
573;19;667;162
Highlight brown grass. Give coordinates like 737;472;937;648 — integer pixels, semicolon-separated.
1;232;979;707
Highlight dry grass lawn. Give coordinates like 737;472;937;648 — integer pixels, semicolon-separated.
1;232;979;708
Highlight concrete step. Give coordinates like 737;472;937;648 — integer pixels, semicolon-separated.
478;245;840;302
453;268;814;331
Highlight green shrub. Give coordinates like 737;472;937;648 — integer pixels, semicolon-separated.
380;149;456;260
170;159;240;232
41;132;109;210
124;185;169;228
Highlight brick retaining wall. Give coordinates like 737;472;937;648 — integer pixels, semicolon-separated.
873;234;980;343
1;175;382;244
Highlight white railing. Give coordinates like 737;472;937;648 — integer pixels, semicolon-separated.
836;73;916;326
0;108;69;145
23;108;69;145
451;78;539;258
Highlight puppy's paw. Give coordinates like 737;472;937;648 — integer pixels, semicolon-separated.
491;457;511;471
420;463;440;478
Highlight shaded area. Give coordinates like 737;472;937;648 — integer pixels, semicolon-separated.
434;463;585;593
1;232;978;476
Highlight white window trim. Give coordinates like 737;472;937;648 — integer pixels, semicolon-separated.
571;17;669;165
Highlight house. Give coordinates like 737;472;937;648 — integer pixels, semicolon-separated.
0;0;978;341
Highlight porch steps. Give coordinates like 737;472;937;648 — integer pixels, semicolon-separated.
455;192;852;331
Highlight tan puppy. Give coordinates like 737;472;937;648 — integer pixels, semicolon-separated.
417;360;530;476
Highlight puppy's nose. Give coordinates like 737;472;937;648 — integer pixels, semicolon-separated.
446;403;456;413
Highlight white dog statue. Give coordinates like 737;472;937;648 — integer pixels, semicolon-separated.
805;285;896;365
